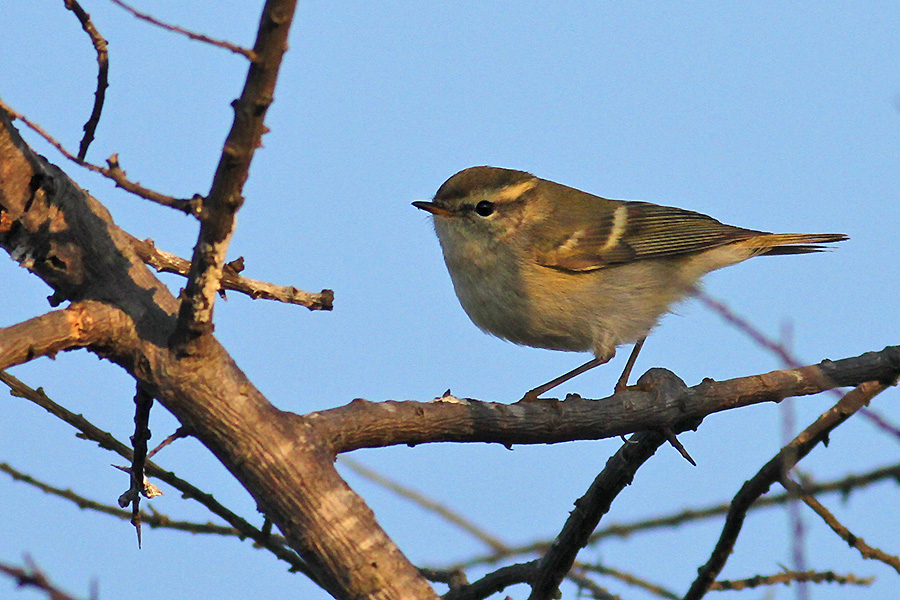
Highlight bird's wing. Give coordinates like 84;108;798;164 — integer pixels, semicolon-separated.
532;200;762;272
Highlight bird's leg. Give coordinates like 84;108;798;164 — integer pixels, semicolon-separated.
519;354;612;402
614;337;646;392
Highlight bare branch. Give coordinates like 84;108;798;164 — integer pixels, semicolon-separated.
129;236;333;310
117;384;155;548
444;561;537;600
0;100;197;214
171;0;298;349
340;457;508;553
62;0;109;161
313;348;900;453
563;572;619;600
781;476;900;573
0;371;310;574
1;97;438;599
449;461;900;570
577;563;679;599
699;291;900;440
0;302;122;370
528;422;671;599
0;557;88;600
1;462;227;536
709;569;874;590
147;425;190;459
683;380;889;600
109;0;257;60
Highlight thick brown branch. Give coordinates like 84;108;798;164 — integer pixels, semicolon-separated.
683;380;888;600
0;302;122;370
310;347;900;452
2;53;437;600
172;0;297;348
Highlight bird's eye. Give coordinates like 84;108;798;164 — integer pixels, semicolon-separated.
474;201;495;217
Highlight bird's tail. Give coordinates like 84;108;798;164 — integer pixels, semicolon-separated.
740;233;848;256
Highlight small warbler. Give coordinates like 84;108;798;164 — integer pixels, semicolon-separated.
414;166;846;400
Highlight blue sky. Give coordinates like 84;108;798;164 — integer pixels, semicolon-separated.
2;2;898;599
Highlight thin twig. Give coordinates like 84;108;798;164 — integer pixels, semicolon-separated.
0;557;87;600
577;562;679;599
0;370;312;576
564;571;619;600
709;569;874;590
776;323;810;600
0;99;197;214
1;462;236;537
781;476;900;573
683;380;888;600
147;426;190;460
130;236;333;310
109;0;256;60
339;457;508;553
62;0;109;160
698;291;900;440
446;461;900;571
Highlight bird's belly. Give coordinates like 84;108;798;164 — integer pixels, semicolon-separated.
450;258;695;358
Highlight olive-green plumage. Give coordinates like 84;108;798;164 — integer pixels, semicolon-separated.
414;166;846;397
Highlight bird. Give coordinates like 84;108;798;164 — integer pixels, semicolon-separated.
414;166;847;400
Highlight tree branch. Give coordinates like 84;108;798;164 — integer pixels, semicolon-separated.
683;380;889;600
110;0;257;60
2;94;438;598
0;557;88;600
0;100;198;214
781;476;900;573
171;0;297;349
528;429;667;599
62;0;109;161
340;456;508;553
1;462;230;536
526;371;684;600
709;569;874;591
309;347;900;453
0;302;123;370
129;236;333;310
0;370;310;574
447;461;900;570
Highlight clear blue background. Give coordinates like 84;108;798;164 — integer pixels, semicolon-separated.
1;2;898;599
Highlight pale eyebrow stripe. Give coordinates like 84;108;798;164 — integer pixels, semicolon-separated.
497;179;538;201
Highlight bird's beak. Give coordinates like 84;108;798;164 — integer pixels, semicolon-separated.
412;201;454;217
